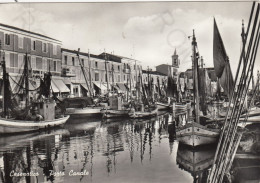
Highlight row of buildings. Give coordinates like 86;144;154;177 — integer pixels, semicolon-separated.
0;22;219;99
0;23;171;98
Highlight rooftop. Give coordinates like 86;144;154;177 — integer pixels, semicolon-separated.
142;70;167;76
61;48;100;59
0;23;60;42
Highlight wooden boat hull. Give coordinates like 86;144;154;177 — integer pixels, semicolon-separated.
156;102;171;111
177;144;216;176
175;103;187;110
129;108;158;118
0;115;70;134
176;122;220;146
239;115;260;122
100;109;130;118
171;102;190;111
66;106;103;117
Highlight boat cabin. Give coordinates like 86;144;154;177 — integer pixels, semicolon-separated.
34;100;56;120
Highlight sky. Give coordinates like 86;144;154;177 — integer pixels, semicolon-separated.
0;1;258;75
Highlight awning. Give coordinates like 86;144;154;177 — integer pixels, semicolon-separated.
63;79;72;85
51;80;59;93
93;82;108;90
112;84;120;91
80;83;88;91
117;83;128;92
9;76;37;93
52;79;70;93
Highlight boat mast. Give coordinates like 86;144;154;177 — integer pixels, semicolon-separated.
129;64;132;100
104;52;109;93
1;41;8;117
24;53;30;109
111;63;115;94
77;48;92;97
88;49;94;97
241;20;248;110
192;30;200;123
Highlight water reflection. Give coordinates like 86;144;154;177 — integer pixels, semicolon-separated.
176;144;217;183
0;113;195;183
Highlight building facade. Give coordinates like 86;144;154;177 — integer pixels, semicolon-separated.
0;23;62;78
0;23;148;99
0;23;70;98
61;50;143;97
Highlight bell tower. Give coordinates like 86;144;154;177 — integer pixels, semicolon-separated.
172;48;179;68
171;48;179;77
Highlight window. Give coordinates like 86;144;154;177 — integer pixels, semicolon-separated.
31;40;36;51
53;44;57;55
95;61;98;68
105;74;108;82
72;57;75;66
118;65;120;71
53;61;57;71
42;58;47;71
124;75;126;81
18;36;23;49
5;34;10;45
17;55;23;68
42;42;48;52
64;55;68;65
174;59;177;65
36;57;42;70
5;53;10;67
118;75;120;82
134;65;136;70
95;73;99;81
30;56;36;69
10;54;18;68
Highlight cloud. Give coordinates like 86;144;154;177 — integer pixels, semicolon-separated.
122;7;245;74
0;2;256;76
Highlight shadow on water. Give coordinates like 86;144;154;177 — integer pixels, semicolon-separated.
176;143;217;183
0;112;198;183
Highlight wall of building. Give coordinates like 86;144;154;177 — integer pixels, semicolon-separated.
0;26;62;79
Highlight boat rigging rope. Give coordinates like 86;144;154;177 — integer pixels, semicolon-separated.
208;2;260;183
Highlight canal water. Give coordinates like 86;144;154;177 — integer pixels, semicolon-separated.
0;112;199;183
4;110;255;183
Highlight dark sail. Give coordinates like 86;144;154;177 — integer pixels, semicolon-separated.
213;18;235;98
198;68;207;115
166;75;176;98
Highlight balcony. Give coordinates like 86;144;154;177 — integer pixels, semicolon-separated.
123;68;130;73
61;68;76;77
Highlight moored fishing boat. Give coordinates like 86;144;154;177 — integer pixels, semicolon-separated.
129;106;158;118
100;95;131;118
0;114;70;134
176;122;220;146
0;52;70;134
62;50;109;117
101;108;130;118
176;25;226;146
156;101;171;110
66;106;104;116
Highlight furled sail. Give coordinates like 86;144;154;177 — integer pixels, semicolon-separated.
198;68;207;115
213;18;235;99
